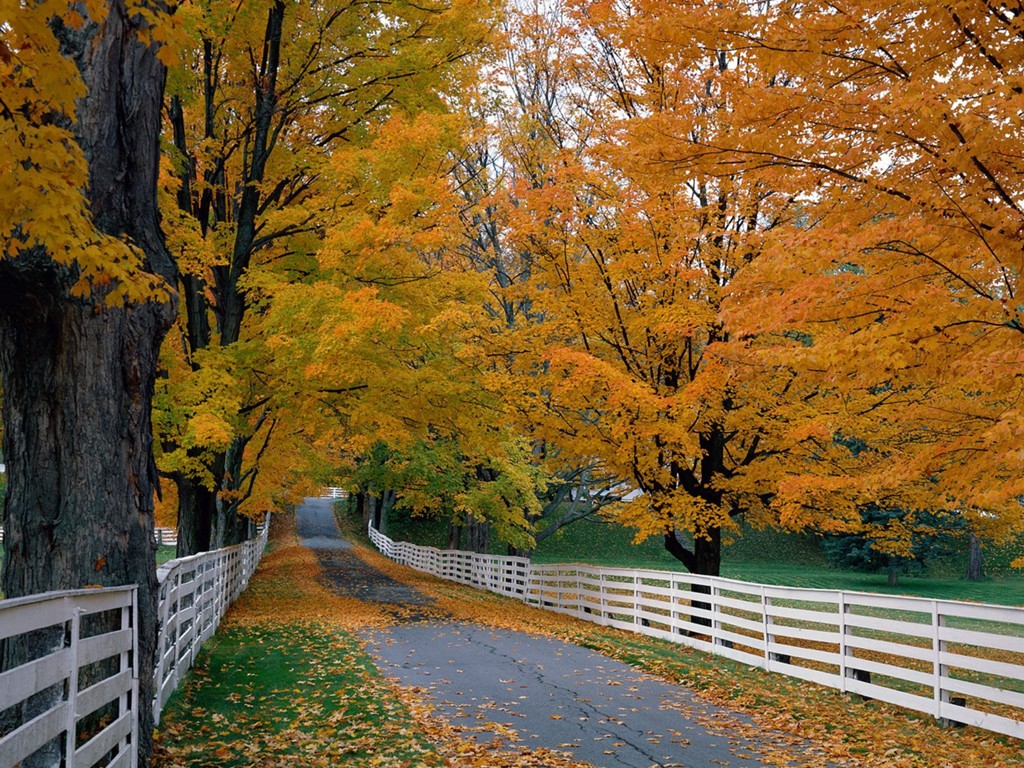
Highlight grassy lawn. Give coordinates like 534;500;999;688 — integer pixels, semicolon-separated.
154;623;441;768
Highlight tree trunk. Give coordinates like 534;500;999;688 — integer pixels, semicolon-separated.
174;474;214;557
664;527;722;576
362;490;378;531
964;533;985;581
0;3;173;765
167;3;286;555
664;528;722;630
465;515;490;554
210;501;251;550
0;286;170;766
379;489;396;535
446;520;463;550
887;562;900;586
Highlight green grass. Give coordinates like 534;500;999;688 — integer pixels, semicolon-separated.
532;515;826;568
154;622;441;767
722;560;1024;604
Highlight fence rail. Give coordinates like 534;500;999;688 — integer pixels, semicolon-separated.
0;587;138;768
369;524;1024;740
0;517;269;768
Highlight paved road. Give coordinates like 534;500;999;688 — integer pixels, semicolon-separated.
297;498;810;768
297;497;433;612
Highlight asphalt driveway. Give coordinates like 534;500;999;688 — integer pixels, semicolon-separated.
297;498;817;768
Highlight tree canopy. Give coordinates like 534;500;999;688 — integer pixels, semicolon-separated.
3;3;1023;690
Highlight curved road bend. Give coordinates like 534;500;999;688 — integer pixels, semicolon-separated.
297;497;819;768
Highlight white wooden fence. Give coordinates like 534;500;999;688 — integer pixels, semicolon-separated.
0;527;178;547
0;519;268;768
368;524;1024;740
0;587;139;768
152;520;268;723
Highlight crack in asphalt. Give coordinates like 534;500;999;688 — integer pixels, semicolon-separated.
464;626;671;767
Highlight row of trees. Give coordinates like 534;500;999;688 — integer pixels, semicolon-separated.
2;2;1022;761
1;1;495;764
332;0;1024;578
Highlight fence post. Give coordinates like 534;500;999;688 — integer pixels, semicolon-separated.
932;599;946;721
762;587;772;672
154;571;172;724
65;605;82;767
838;591;847;691
600;572;608;624
123;593;137;766
839;591;871;693
632;572;640;627
711;582;722;647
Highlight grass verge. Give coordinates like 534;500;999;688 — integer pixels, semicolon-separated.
153;516;435;768
154;623;440;768
153;515;593;768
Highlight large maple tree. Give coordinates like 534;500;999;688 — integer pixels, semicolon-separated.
704;0;1024;558
0;1;176;761
472;1;808;575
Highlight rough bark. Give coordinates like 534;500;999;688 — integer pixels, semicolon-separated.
665;529;722;629
664;527;723;576
465;515;490;554
361;490;377;531
173;473;214;557
446;520;463;550
0;3;173;765
378;489;396;536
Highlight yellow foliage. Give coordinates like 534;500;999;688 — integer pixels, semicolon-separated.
1;0;175;304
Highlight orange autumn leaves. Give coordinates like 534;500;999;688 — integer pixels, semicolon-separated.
19;0;1014;566
249;1;1024;570
0;0;178;304
459;1;1024;566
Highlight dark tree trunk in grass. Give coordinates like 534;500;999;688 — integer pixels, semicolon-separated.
965;533;985;581
664;527;723;575
0;3;173;765
666;529;721;629
447;520;463;550
465;515;490;554
887;562;901;586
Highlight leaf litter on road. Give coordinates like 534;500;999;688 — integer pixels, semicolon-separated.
346;526;1024;768
153;515;594;768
